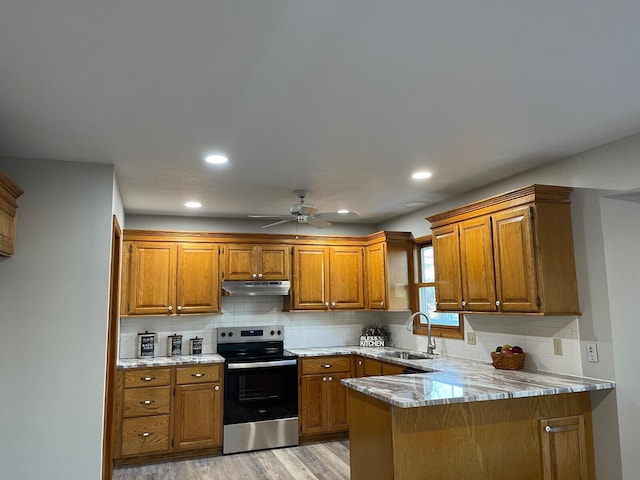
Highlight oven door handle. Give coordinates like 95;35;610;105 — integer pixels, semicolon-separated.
227;359;298;370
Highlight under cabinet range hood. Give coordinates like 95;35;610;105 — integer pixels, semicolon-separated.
222;280;290;296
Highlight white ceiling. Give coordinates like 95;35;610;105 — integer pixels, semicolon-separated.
2;1;640;224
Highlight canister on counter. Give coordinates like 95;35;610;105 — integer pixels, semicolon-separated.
190;336;203;355
167;334;183;356
137;331;156;358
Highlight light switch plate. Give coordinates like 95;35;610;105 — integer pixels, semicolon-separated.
553;338;563;356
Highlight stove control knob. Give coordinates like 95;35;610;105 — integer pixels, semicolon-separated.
229;332;233;337
221;332;226;337
277;330;282;335
270;330;275;336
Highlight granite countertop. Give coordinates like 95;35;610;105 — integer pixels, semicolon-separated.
117;353;225;369
117;346;615;409
289;346;616;409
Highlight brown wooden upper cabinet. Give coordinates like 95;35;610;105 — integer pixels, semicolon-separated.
364;232;413;311
0;170;24;256
122;241;220;316
221;244;290;281
428;185;580;315
290;245;364;310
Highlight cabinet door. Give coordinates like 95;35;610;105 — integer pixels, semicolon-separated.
327;372;350;433
540;415;589;480
259;245;290;280
300;374;329;435
382;362;405;376
432;225;464;311
292;246;329;310
329;246;364;309
176;243;220;314
355;357;365;377
173;383;222;450
365;243;387;309
493;206;539;313
222;244;256;280
0;206;16;256
363;358;383;377
459;216;497;312
127;242;177;315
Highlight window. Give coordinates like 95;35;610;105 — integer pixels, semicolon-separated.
413;236;463;339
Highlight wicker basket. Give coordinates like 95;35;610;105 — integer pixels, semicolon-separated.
491;351;526;370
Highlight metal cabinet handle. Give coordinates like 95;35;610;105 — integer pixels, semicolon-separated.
358;360;363;365
322;377;327;382
258;273;263;278
141;376;155;382
191;373;206;378
461;300;466;307
177;305;182;311
168;305;173;311
322;364;332;368
331;302;336;307
214;385;220;391
328;376;333;382
325;302;329;307
140;400;155;405
380;301;384;306
545;426;551;433
252;273;257;278
138;432;152;438
496;300;501;307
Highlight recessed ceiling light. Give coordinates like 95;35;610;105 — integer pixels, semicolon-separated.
185;201;202;208
204;154;228;165
411;171;432;180
337;209;350;214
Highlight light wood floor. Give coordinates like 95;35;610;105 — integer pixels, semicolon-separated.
112;440;350;480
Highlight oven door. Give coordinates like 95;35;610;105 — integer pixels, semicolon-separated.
224;358;298;425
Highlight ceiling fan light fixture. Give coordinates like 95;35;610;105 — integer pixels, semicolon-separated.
185;201;202;208
204;154;229;165
337;209;350;214
411;171;432;180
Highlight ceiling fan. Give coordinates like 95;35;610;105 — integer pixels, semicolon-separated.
248;190;359;229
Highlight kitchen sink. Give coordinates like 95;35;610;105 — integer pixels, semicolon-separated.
383;351;437;360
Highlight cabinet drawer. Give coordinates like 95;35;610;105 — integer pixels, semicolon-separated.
123;386;171;418
123;368;171;388
121;415;170;456
176;364;221;385
301;356;351;375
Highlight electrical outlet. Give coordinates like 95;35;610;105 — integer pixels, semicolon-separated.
586;343;599;362
466;331;476;345
553;338;563;356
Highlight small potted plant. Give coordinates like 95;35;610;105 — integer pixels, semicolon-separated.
360;324;391;347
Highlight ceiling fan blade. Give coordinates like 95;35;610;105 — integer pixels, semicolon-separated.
307;216;332;228
314;211;360;221
262;218;295;228
248;214;293;219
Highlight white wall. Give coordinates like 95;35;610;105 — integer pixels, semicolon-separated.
600;196;640;479
0;158;115;480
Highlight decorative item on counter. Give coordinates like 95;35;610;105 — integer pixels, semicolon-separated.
190;336;203;355
137;331;156;358
491;344;526;370
360;324;391;347
167;334;183;356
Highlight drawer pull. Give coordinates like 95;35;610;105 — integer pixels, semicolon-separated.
141;376;155;382
328;376;333;382
191;373;206;378
214;385;220;391
138;432;152;438
322;364;332;369
322;377;327;382
140;400;155;405
545;425;575;433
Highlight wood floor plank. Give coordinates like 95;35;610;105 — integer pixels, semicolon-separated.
112;440;350;480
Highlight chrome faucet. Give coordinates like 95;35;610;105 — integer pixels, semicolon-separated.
407;311;436;355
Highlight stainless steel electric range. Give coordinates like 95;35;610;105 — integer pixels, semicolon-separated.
216;325;299;455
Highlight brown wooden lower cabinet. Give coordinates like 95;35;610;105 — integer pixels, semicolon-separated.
356;355;406;377
113;364;223;465
299;356;352;440
347;389;596;480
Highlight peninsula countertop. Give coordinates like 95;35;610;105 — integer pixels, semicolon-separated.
288;346;616;409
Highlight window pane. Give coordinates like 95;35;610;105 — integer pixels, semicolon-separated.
421;246;435;283
418;286;459;327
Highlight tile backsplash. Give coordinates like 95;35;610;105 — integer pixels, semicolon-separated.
119;298;583;377
119;296;382;359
